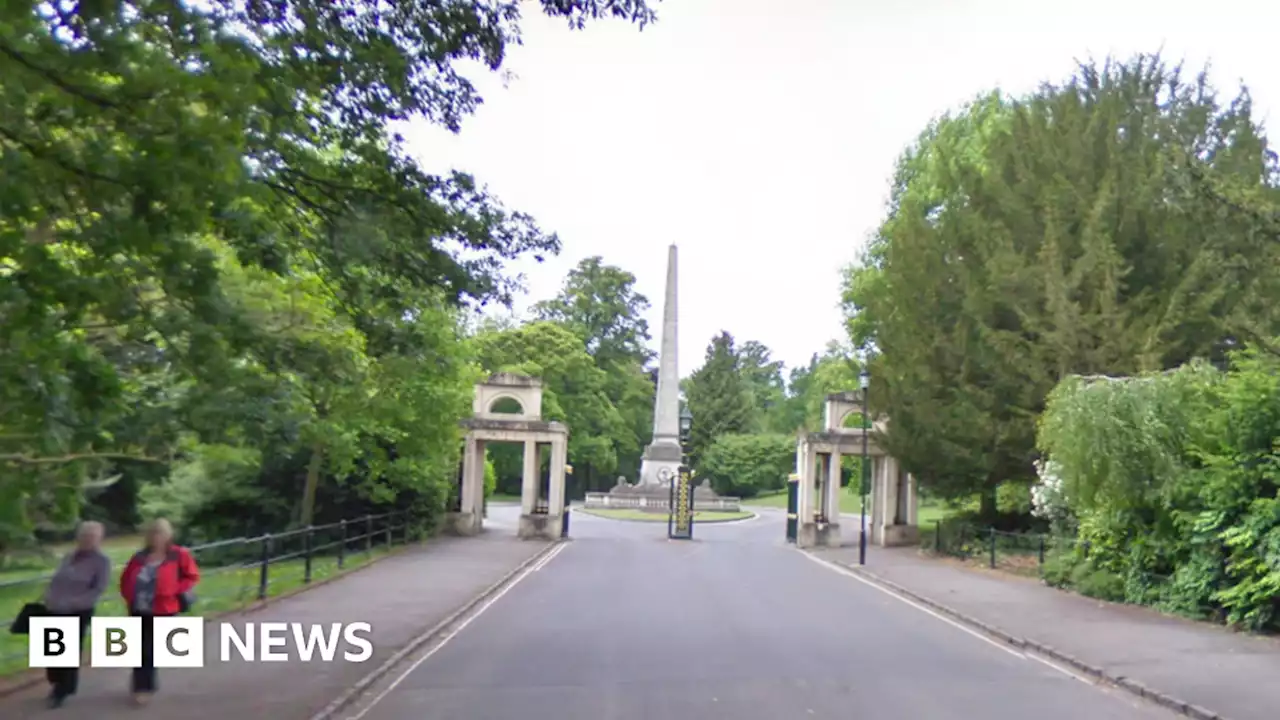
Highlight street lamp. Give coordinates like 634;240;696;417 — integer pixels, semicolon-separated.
859;367;870;566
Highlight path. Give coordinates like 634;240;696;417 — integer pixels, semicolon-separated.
342;508;1175;720
809;526;1280;720
5;504;549;720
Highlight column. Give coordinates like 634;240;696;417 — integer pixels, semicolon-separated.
883;456;900;527
826;451;842;525
459;435;478;516
521;439;539;515
906;473;918;525
797;442;814;521
869;457;884;544
549;437;567;516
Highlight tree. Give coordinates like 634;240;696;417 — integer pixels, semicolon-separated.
842;55;1280;518
474;322;630;485
533;256;655;485
699;433;794;498
736;340;787;431
685;332;756;468
0;0;660;542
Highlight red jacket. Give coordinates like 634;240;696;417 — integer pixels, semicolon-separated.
119;545;200;615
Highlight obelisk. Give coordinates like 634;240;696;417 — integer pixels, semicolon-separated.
639;244;684;486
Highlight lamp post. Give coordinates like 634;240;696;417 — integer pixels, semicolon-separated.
859;367;870;566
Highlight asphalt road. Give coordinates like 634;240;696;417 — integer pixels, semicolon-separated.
351;508;1176;720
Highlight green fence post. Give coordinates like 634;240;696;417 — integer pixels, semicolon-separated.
1038;535;1046;565
303;525;313;584
935;520;942;554
257;535;271;600
337;519;347;569
365;514;373;553
988;527;997;569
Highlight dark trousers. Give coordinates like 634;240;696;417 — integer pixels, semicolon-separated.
46;609;92;699
130;612;172;693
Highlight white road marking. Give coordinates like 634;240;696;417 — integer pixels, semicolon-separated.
344;542;570;720
801;551;1027;659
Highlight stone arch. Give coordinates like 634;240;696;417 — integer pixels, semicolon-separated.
488;395;525;415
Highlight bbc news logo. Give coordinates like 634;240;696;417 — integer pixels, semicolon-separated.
29;617;373;668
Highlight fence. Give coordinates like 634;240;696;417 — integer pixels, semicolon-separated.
926;517;1073;577
0;511;415;676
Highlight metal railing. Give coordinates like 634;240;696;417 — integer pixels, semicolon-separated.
0;511;415;674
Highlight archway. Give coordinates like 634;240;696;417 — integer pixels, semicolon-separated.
448;373;569;541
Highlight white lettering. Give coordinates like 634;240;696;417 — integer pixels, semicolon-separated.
259;622;289;661
342;622;373;662
220;623;254;662
290;623;342;662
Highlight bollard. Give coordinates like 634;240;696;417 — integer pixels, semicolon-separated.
988;527;997;569
561;508;570;538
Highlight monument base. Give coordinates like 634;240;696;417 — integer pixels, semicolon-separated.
519;513;561;540
797;521;842;549
638;459;682;487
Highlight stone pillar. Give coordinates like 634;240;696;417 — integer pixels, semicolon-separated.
869;456;884;544
823;451;843;546
549;438;567;516
454;435;483;536
520;439;539;515
906;474;918;525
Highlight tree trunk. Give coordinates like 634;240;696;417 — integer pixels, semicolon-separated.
978;483;998;524
300;443;324;527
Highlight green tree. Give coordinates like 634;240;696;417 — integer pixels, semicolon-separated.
736;341;787;431
533;257;654;487
843;55;1280;518
699;433;795;498
685;332;756;469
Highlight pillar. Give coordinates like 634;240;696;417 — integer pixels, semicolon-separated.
826;451;842;525
549;437;567;516
454;435;483;535
869;456;884;544
520;439;538;515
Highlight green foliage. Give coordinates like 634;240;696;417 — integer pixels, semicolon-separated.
699;434;795;498
533;257;654;487
1038;349;1280;630
843;54;1280;518
0;0;658;546
686;332;757;469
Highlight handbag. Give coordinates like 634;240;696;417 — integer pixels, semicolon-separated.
178;591;197;613
9;602;47;635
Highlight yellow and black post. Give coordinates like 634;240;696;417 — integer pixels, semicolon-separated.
669;404;695;540
785;473;799;543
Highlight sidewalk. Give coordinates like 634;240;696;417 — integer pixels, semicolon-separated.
4;531;552;720
812;544;1280;720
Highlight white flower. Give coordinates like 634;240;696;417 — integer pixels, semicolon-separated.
1031;459;1070;519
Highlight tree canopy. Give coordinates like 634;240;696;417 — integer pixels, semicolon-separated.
842;55;1280;515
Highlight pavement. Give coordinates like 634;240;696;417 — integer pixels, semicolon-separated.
339;507;1179;720
5;504;551;720
809;521;1280;720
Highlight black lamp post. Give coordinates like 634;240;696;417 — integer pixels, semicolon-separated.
859;367;870;566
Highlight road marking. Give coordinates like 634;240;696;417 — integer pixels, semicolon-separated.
801;552;1025;658
344;542;570;720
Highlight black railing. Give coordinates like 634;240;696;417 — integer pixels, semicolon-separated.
0;511;415;675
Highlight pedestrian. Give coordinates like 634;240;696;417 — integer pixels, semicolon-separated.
119;518;200;706
41;521;110;708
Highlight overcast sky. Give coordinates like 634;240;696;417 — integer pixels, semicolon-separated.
402;0;1277;377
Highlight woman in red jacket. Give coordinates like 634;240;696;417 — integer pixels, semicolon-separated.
119;518;200;705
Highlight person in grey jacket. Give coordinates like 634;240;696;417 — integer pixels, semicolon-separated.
42;521;110;708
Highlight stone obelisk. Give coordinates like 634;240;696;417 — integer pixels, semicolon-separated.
639;244;683;486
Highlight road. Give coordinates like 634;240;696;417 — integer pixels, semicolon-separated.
346;507;1176;720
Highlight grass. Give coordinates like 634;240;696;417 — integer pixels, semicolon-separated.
576;508;754;523
744;489;965;532
0;534;147;584
0;544;395;678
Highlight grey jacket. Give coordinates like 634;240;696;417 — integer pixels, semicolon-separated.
44;549;110;613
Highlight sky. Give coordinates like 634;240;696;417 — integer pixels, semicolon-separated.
402;0;1278;378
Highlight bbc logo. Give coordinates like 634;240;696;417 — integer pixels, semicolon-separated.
30;617;205;669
